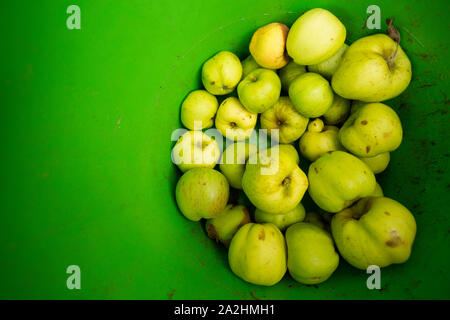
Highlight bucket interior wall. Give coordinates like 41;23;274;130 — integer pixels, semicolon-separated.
1;0;449;299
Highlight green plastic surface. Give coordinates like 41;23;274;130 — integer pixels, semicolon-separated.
1;0;449;299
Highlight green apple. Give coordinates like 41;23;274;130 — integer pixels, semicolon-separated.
250;22;290;69
172;131;220;172
360;152;391;174
237;68;281;113
264;144;300;165
278;60;306;92
350;100;368;114
219;142;258;189
215;97;257;141
202;51;242;95
286;8;346;65
180;90;219;130
254;203;306;231
289;72;334;118
323;93;351;125
339;103;403;157
241;55;260;79
260;96;309;143
331;197;417;269
242;147;308;214
331;34;412;102
175;168;229;221
206;204;251;247
370;182;384;197
228;223;287;286
308;151;376;213
299;118;344;162
276;144;300;165
286;222;339;284
308;44;348;79
303;212;327;230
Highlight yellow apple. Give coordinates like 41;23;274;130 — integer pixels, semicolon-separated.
331;197;417;269
250;22;290;69
332;34;412;102
339;103;403;157
206;204;251;247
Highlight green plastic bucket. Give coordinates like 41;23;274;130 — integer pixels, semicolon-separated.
1;0;449;299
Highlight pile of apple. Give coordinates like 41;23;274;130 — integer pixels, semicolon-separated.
172;8;417;286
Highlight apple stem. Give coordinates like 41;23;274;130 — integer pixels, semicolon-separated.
386;18;401;69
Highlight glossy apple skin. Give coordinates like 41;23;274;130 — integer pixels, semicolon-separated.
331;197;417;270
339;103;403;157
181;90;219;130
286;8;346;65
360;152;391;174
289;72;334;118
171;131;220;172
219;142;258;189
286;222;339;284
254;203;306;231
308;43;348;79
332;34;412;102
241;55;260;79
228;223;287;286
250;22;290;69
299;118;344;162
323;93;350;125
237;68;281;113
215;97;257;141
206;204;251;247
308;151;376;213
278;60;306;92
202;51;242;95
175;168;230;221
260;96;309;144
242;147;308;214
